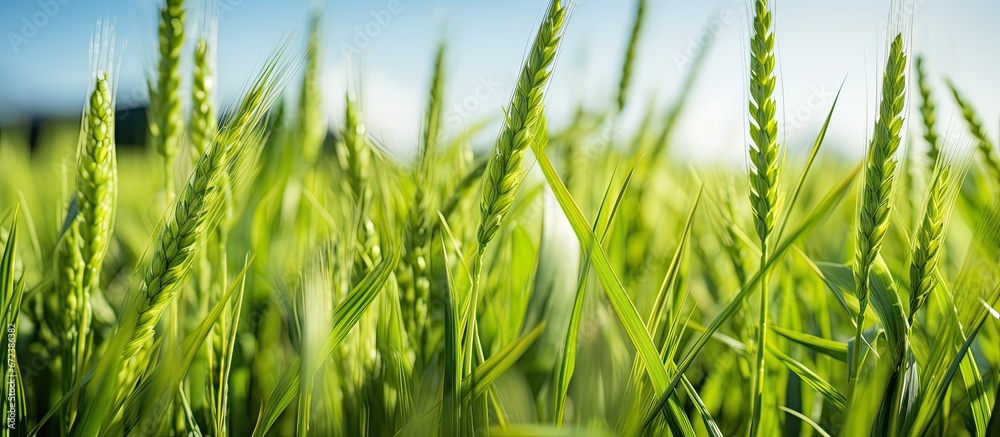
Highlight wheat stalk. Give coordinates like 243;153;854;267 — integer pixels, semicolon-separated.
55;67;119;430
906;136;970;321
75;70;117;343
403;42;445;362
189;13;230;364
191;38;217;157
78;72;117;279
191;31;219;301
338;96;371;208
616;0;647;112
907;165;950;324
155;0;186;200
915;57;940;168
473;8;565;233
747;0;780;262
947;80;1000;184
746;1;780;434
56;217;85;430
118;54;292;393
337;95;383;282
123;129;227;376
299;13;325;169
422;43;445;163
851;32;908;397
475;0;565;252
465;0;565;397
189;28;237;436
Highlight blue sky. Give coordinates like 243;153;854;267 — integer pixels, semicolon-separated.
1;0;998;161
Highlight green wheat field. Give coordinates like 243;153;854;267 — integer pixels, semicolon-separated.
1;0;999;435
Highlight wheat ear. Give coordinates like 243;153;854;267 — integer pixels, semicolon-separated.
299;12;325;168
915;57;940;168
616;0;647;112
851;32;908;397
907;136;970;322
746;1;780;434
467;0;565;380
476;0;565;251
75;70;117;347
404;41;446;360
119;54;292;388
338;96;371;208
191;38;217;157
156;0;186;200
947;80;1000;184
907;165;950;323
56;68;118;430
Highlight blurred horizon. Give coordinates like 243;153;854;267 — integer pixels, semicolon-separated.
2;0;999;162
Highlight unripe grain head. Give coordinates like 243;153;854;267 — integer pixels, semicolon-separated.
476;0;566;250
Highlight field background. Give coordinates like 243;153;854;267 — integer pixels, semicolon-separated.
1;0;999;436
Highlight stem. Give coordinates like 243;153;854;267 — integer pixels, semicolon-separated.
458;247;488;436
463;247;486;375
848;300;867;401
884;345;908;437
749;245;769;437
164;155;175;203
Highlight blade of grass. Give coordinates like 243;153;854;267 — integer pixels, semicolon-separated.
553;158;633;426
770;325;848;363
907;293;1000;435
774;77;847;242
440;231;461;436
251;248;399;437
528;143;670;390
958;344;989;436
0;207;24;432
767;344;848;413
529;136;699;432
647;188;702;339
462;323;545;401
620;188;714;434
641;164;860;429
795;249;858;323
120;256;251;434
987;384;1000;436
778;406;833;437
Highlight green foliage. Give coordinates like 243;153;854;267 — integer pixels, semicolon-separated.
1;1;999;436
